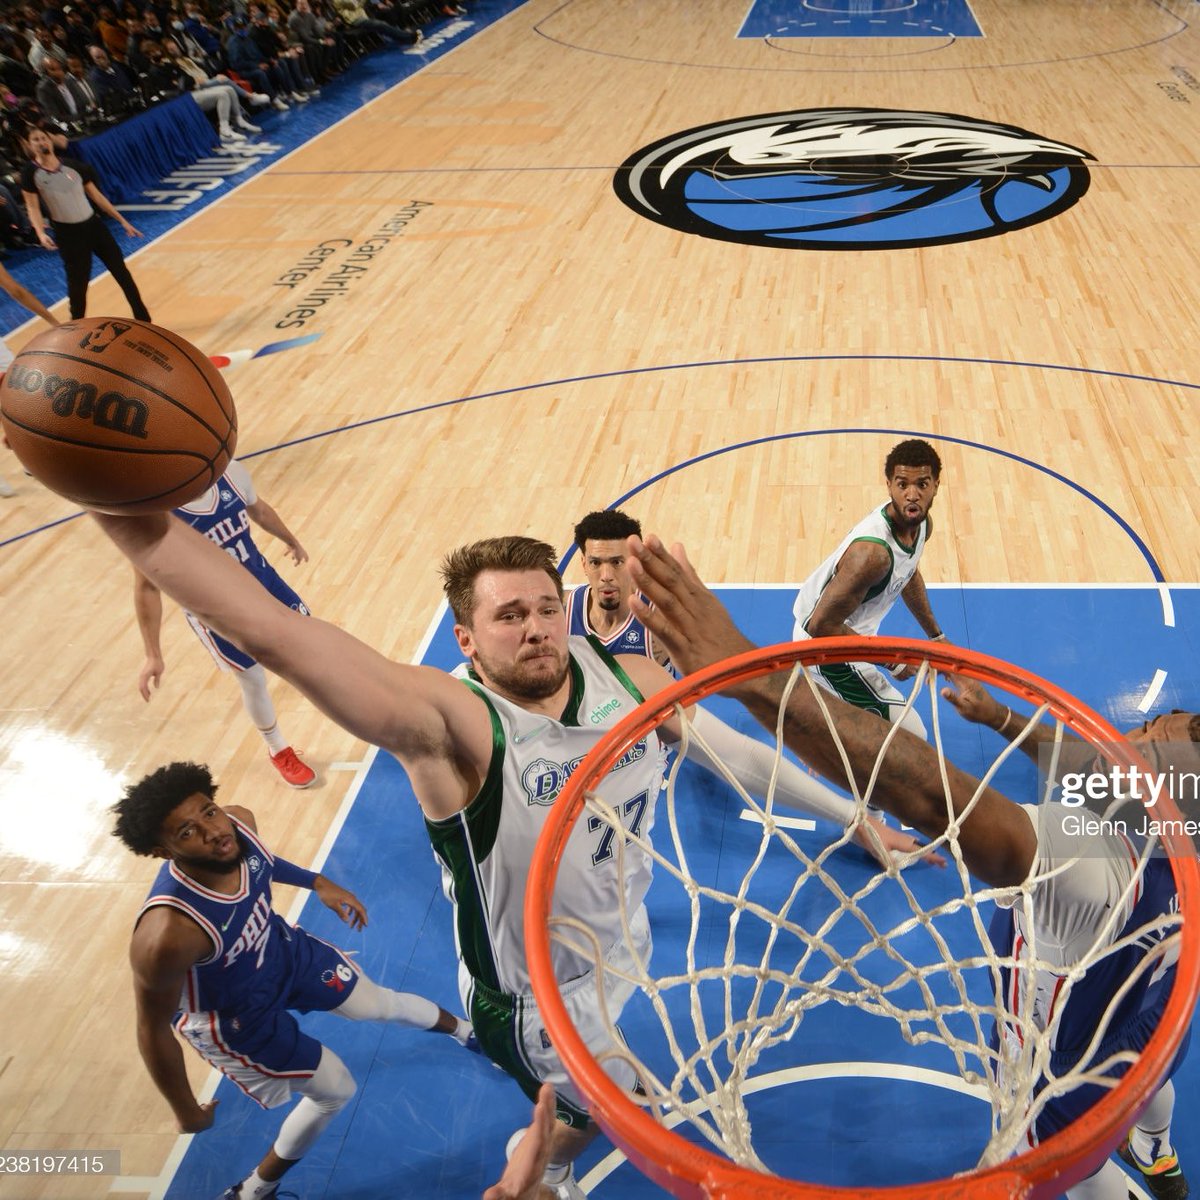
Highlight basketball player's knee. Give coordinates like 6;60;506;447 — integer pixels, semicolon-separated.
297;1049;357;1111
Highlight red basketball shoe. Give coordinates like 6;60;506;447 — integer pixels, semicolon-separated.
269;747;316;789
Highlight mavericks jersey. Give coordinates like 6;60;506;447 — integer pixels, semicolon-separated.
426;636;667;998
566;585;671;670
793;504;930;637
136;816;295;1015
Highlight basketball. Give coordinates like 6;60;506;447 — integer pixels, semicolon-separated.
0;318;238;514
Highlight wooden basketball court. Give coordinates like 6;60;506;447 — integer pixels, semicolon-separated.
1;1;1198;1195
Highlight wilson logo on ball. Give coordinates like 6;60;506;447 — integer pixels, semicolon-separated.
7;364;150;439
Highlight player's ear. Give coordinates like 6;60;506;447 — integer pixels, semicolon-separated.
453;622;474;657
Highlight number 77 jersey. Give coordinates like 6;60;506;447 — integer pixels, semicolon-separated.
427;635;667;998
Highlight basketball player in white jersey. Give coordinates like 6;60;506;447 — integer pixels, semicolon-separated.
792;438;946;739
567;508;672;669
90;515;933;1200
627;533;1194;1200
131;459;317;788
0;262;59;498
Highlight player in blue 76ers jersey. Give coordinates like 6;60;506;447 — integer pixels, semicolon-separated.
132;459;317;789
115;761;477;1200
568;509;673;672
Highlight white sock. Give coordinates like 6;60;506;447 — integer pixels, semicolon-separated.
544;1162;572;1185
238;1170;278;1198
1127;1080;1177;1167
236;664;288;753
451;1016;473;1045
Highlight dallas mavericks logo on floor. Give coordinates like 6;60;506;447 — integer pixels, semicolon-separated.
613;108;1093;249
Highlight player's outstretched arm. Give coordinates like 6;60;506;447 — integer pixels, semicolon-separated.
93;513;491;817
627;535;1035;887
130;908;220;1134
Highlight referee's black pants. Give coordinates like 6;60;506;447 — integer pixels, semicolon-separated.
52;216;150;322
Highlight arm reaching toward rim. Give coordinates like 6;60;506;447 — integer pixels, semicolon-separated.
627;534;1034;887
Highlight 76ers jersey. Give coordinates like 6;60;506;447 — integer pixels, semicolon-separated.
992;804;1180;1063
176;459;273;588
136;817;295;1015
566;586;671;671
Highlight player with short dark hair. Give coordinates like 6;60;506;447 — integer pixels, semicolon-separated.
568;508;671;669
116;760;476;1200
792;437;946;738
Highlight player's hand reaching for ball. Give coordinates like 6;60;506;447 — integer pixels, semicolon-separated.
314;876;368;930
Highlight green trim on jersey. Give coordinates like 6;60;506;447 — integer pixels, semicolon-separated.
880;503;929;556
584;633;647;705
424;680;507;991
558;653;588;726
817;661;890;719
852;535;895;603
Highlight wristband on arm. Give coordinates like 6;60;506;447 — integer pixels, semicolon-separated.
272;857;319;889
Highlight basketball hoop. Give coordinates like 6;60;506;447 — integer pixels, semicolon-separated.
526;637;1200;1199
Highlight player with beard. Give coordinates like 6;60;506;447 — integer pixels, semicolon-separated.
792;438;946;739
115;762;475;1200
567;509;672;670
91;516;936;1200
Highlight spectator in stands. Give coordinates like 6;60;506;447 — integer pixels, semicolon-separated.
224;15;293;110
248;4;316;98
142;9;170;45
279;0;339;81
0;175;38;249
124;14;151;73
332;0;420;47
158;35;260;139
19;123;150;321
94;4;128;59
27;25;67;73
63;52;99;113
60;8;98;58
0;36;40;97
86;43;139;113
181;2;223;61
34;53;89;124
162;33;269;114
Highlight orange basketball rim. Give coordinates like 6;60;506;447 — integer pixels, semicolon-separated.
525;637;1200;1200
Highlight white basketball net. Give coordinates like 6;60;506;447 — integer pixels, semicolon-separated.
546;657;1184;1185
